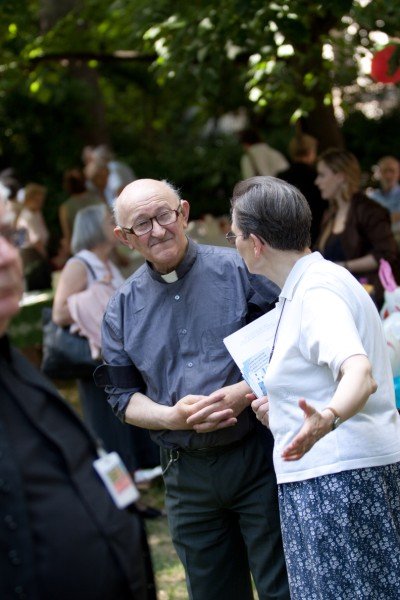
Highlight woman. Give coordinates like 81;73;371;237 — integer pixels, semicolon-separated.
315;148;400;306
228;176;400;600
58;168;103;254
52;204;128;452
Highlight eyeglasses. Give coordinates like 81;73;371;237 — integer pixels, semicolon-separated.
225;231;244;246
0;226;27;248
120;204;182;237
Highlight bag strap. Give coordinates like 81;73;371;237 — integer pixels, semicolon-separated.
73;256;97;280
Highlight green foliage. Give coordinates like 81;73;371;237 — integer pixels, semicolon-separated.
0;0;399;229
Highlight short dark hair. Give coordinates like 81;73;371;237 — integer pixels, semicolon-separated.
63;169;87;194
231;176;311;251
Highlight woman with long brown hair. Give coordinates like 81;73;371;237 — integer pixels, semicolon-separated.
315;148;399;306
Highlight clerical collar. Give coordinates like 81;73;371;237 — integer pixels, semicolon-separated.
147;238;197;284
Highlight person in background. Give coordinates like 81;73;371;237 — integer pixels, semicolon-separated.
84;159;110;205
92;144;135;209
315;148;400;307
0;198;155;600
277;133;326;244
59;168;104;254
0;168;22;226
368;156;400;243
230;175;400;600
369;155;400;214
17;183;52;290
240;129;289;179
96;178;290;600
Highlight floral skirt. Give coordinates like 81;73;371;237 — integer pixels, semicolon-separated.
278;463;400;600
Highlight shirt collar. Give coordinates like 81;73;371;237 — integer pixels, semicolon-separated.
280;251;323;301
147;237;198;284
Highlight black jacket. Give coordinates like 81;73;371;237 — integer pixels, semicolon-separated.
0;336;154;600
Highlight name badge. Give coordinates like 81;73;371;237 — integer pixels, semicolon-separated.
93;451;140;509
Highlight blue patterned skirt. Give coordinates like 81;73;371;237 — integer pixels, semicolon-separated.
278;463;400;599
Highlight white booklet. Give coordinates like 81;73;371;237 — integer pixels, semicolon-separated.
223;308;278;398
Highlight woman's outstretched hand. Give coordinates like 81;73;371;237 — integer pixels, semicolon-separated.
281;399;334;461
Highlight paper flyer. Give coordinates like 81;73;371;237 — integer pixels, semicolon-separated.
223;308;278;398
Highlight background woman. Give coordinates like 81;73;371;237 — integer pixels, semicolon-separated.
229;176;400;600
315;148;400;307
52;205;128;450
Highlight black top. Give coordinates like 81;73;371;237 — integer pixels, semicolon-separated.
0;336;152;600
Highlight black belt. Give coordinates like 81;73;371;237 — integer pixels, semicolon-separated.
177;431;252;456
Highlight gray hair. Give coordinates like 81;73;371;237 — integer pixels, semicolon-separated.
231;176;311;251
71;204;110;254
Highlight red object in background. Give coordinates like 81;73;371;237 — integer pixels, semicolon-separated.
371;44;400;84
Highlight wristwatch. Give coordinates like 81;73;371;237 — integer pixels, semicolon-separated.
323;407;342;430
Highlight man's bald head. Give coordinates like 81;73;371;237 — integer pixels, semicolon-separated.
114;179;180;226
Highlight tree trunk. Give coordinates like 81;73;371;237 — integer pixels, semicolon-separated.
39;0;109;145
301;99;344;152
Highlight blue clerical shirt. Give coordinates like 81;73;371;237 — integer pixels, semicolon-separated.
101;238;279;449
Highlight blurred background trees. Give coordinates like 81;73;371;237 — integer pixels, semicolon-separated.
0;0;399;220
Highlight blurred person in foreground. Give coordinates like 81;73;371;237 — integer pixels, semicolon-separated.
96;178;290;600
315;148;400;307
229;175;400;600
0;199;155;600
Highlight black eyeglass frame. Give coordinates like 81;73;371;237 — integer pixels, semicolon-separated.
120;203;183;237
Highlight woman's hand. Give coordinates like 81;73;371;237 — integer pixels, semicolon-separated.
251;395;270;427
281;398;334;461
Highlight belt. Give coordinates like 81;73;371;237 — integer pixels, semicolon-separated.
178;431;252;456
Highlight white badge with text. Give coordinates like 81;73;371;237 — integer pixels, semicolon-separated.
93;451;140;509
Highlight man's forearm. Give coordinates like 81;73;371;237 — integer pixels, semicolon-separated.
124;392;176;430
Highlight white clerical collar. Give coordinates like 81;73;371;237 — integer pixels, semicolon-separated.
161;271;179;283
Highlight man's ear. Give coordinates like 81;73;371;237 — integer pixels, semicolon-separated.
180;200;190;229
114;226;134;249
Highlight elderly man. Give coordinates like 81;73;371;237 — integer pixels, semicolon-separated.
0;200;155;599
370;156;400;214
96;178;290;600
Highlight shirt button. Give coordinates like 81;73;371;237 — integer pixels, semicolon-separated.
174;295;180;300
187;362;193;367
181;329;187;334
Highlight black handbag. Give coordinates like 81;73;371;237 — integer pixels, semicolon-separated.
41;307;100;380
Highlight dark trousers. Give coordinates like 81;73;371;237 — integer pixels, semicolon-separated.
161;432;290;600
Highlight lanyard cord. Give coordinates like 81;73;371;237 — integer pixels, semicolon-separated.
269;298;287;362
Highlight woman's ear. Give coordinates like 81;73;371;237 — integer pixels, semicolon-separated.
250;233;263;258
